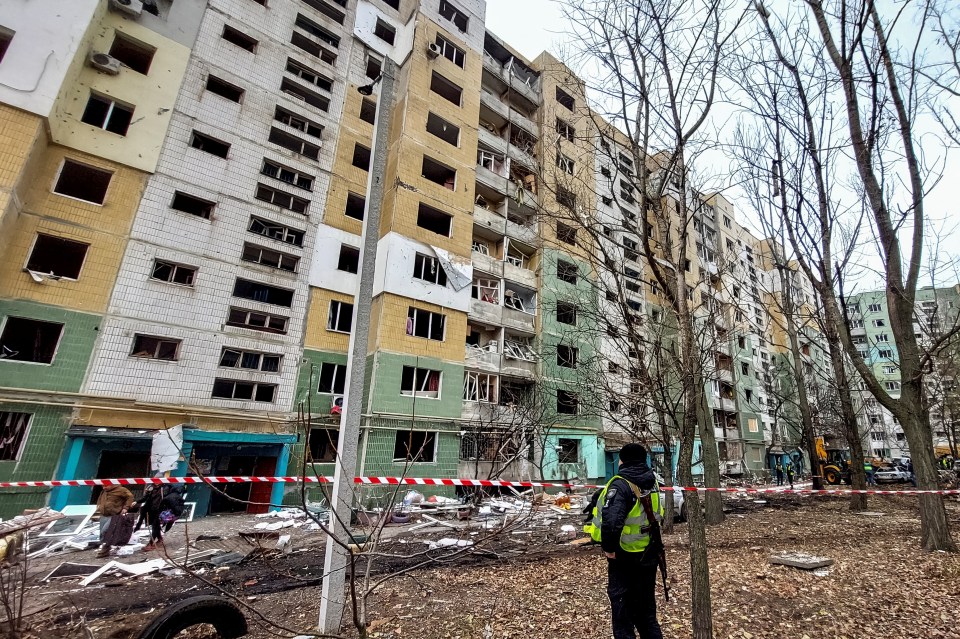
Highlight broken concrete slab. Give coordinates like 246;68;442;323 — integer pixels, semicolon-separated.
769;552;835;570
208;551;245;567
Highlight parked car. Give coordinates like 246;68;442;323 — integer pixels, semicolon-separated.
655;474;687;521
875;465;911;483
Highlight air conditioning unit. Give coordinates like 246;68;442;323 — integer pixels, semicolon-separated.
426;42;441;58
109;0;143;17
89;52;122;75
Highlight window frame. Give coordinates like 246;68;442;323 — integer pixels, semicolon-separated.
406;306;446;341
413;253;448;286
52;159;112;205
0;411;31;462
150;259;197;287
130;334;181;361
327;300;354;333
392;429;438;463
435;34;465;68
25;234;89;280
211;378;278;403
317;361;347;394
0;316;65;365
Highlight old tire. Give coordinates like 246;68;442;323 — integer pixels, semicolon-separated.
136;596;248;639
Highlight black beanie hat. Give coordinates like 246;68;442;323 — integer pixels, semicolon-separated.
619;443;647;465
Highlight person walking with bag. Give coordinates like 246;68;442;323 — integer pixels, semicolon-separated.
146;485;187;551
95;485;134;558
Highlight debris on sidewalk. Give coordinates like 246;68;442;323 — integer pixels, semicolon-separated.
768;551;834;570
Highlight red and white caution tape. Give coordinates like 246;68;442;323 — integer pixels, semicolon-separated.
0;475;958;495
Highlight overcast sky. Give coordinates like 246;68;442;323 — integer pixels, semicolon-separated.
484;0;960;289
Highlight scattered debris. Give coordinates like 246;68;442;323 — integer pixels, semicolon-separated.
80;558;170;586
42;562;99;581
208;552;246;567
426;538;473;550
769;552;835;570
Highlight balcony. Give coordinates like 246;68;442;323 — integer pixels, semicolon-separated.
505;180;538;210
718;398;737;412
480;90;510;126
478;125;508;155
504;261;536;289
501;356;536;379
474;204;506;232
716;368;733;383
465;343;502;373
507;142;538;172
502;305;535;333
476;164;509;196
470;298;503;325
472;251;503;278
508;110;538;140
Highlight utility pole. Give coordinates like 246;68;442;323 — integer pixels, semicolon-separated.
318;56;396;633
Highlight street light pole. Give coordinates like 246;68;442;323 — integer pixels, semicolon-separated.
317;56;396;634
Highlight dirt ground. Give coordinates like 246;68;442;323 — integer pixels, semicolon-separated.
20;493;960;639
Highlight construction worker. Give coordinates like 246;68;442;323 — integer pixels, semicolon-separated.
584;443;664;639
864;460;875;486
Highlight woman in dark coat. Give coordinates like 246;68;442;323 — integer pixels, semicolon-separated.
134;485;163;532
145;485;187;551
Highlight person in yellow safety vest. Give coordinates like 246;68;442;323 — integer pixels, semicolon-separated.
584;443;665;639
864;460;876;486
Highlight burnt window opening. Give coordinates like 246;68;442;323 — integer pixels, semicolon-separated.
393;430;437;462
274;107;323;139
205;75;244;102
0;412;30;462
430;71;462;106
327;300;353;333
406;307;446;341
556;86;575;110
308;427;339;462
241;243;299;272
374;19;396;45
290;31;337;65
294;14;340;48
359;98;376;124
219;348;281;372
261;159;314;191
0;317;63;364
255;183;309;214
280;78;330;111
190;131;230;158
365;55;382;80
337;244;360;274
171;191;215;219
557;437;579;461
302;0;346;24
151;260;196;287
421;156;456;190
317;362;347;394
80;93;134;136
426;112;459;146
439;0;469;31
108;32;155;73
556;259;578;284
248;217;304;247
221;25;258;52
556;302;577;326
211;378;277;402
556;222;577;245
233;278;294;307
226;307;289;334
286;58;333;92
53;160;112;204
352;144;371;170
556;186;576;210
345;192;366;220
556;390;579;415
556;117;574;141
130;334;180;361
268;127;321;160
557;344;578;369
26;234;89;279
416;203;452;236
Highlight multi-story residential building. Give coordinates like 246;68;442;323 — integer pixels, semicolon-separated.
0;0;199;517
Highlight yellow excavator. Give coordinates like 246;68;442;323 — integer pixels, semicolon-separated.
815;437;852;485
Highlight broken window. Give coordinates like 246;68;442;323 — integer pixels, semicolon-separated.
280;78;330;111
464;371;498;403
302;0;346;23
393;430;437;462
472;276;500;304
190;131;230;158
337;244;360;274
151;260;196;287
0;317;63;363
413;253;447;286
430;71;462;105
130;334;180;361
365;54;382;80
171;191;215;219
556;302;577;326
352;143;371;170
295;13;340;47
359;97;376;124
556;222;577;245
435;34;465;67
556;87;575;110
439;0;469;31
0;412;30;461
308;427;338;462
290;31;337;65
242;243;299;272
556;390;579;415
374;18;396;44
406;307;445;341
255;183;309;214
416;203;452;236
53;159;111;204
400;366;442;399
269;127;320;160
317;362;347;394
327;300;353;333
557;437;579;462
426;112;459;146
557;344;578;368
0;29;12;65
556;117;574;141
261;159;313;191
211;378;277;402
337;194;364;224
556;152;574;174
219;347;281;372
557;259;577;284
81;93;135;136
26;234;88;279
275;107;323;139
233;278;294;307
503;337;535;361
248;216;304;247
205;75;244;102
221;25;258;52
421;156;456;190
286;58;333;92
109;32;155;73
226;307;289;334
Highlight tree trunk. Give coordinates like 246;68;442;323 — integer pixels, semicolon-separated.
696;381;724;525
678;394;712;639
660;416;676;534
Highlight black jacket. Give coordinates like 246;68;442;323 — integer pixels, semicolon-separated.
159;486;187;517
600;461;661;561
